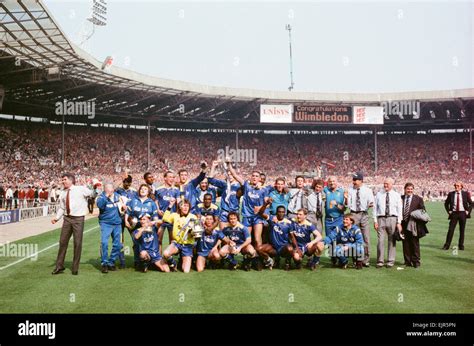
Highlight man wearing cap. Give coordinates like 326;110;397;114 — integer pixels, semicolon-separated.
346;172;374;267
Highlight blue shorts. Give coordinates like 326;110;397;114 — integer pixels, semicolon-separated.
172;241;194;257
197;249;212;258
242;215;265;227
145;249;162;263
297;244;309;256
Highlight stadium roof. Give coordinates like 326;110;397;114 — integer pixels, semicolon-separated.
0;0;473;130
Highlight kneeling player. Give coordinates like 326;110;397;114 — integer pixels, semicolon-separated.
162;199;198;273
323;214;364;269
257;200;294;270
290;208;325;270
219;212;257;271
133;214;170;273
195;215;224;272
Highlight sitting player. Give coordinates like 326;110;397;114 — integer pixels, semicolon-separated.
219;212;258;271
323;214;364;269
290;208;325;270
257;199;294;270
133;213;170;273
195;215;224;272
162;198;198;273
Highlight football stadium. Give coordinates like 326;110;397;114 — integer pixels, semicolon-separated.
0;0;473;329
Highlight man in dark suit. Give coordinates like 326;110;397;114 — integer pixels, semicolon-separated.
401;183;428;268
443;181;473;250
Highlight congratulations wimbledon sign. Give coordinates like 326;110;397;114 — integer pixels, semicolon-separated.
292;105;353;124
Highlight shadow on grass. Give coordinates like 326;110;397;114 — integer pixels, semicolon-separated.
422;243;449;250
434;255;474;264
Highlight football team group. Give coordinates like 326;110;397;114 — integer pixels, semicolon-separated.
87;157;421;274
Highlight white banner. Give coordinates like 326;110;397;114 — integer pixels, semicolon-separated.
260;104;293;123
353;106;384;124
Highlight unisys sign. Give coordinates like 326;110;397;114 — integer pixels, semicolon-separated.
260;104;293;123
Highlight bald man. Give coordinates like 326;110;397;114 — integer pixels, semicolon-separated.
373;178;403;268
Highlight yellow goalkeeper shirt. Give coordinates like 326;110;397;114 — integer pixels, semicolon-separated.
163;210;198;245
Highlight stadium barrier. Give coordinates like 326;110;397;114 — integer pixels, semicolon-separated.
18;203;59;222
0;209;20;225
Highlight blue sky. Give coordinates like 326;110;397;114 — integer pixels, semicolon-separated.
44;0;473;93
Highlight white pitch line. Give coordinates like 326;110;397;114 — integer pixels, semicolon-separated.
0;225;99;271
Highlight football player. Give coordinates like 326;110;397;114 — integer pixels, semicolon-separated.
257;199;294;270
155;170;180;252
219;212;257;271
208;160;242;229
125;184;159;269
195;193;220;227
195;215;224;272
289;208;325;270
323;214;364;269
133;214;170;272
177;161;208;212
162;198;199;273
115;174;137;268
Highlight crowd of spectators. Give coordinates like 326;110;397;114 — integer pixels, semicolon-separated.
0;120;472;209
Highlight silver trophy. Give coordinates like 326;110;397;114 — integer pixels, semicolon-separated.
190;219;204;239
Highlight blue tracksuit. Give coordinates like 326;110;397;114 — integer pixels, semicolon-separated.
97;192;123;266
324;224;364;264
323;186;345;236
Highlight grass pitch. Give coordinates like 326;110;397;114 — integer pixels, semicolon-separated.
0;202;472;313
